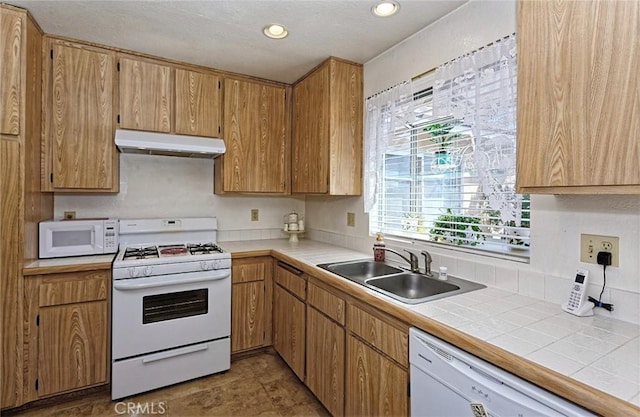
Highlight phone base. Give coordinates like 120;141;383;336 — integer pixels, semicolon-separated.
562;302;595;317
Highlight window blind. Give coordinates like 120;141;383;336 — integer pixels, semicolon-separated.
368;35;529;257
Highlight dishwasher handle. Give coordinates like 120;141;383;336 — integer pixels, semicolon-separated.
413;334;503;386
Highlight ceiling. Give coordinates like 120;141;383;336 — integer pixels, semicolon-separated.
10;0;467;84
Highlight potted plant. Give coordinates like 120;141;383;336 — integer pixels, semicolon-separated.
429;209;485;246
423;121;462;165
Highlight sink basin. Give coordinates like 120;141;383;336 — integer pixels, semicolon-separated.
365;273;460;304
317;259;403;282
317;259;485;304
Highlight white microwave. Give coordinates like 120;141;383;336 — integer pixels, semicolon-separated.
39;219;119;259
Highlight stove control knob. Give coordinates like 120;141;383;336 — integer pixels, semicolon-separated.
213;260;221;269
200;261;211;271
143;266;152;276
128;267;138;278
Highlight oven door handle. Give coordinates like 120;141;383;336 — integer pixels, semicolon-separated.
113;270;229;290
142;343;209;364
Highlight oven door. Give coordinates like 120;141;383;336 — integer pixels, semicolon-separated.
112;269;230;360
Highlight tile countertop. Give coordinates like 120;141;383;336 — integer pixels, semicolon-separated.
23;254;116;275
221;238;640;411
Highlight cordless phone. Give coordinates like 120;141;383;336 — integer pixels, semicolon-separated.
562;269;594;317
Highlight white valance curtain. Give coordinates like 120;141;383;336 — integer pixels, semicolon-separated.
363;81;414;213
432;34;519;225
364;35;520;222
364;34;529;255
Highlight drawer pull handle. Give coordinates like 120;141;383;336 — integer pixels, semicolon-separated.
277;261;303;276
142;344;209;364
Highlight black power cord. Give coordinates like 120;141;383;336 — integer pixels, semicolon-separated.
587;251;614;312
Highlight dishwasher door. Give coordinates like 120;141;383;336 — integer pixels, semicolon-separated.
409;328;594;417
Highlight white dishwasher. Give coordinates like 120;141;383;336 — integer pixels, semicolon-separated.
409;328;594;417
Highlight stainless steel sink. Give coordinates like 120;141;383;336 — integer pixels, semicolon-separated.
365;272;485;304
317;259;403;282
365;273;460;304
317;259;485;304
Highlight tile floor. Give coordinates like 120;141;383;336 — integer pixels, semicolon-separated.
8;352;329;417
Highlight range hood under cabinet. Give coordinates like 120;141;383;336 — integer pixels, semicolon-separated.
115;129;226;159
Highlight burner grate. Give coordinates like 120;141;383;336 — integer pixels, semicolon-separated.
187;243;223;255
123;246;159;260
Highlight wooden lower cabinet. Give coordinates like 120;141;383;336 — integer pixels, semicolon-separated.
23;270;110;401
346;335;408;417
231;257;272;353
232;281;265;352
273;283;306;380
38;301;108;396
306;306;345;417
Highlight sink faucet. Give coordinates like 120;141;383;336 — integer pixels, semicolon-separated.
372;246;420;273
420;250;433;277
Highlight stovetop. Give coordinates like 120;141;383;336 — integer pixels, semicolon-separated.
112;218;231;279
121;243;225;260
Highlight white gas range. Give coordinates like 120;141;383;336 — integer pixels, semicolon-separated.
111;218;231;400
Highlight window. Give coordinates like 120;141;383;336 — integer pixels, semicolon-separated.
365;35;529;258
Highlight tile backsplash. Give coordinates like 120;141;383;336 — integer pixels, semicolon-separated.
54;153;305;234
305;226;640;326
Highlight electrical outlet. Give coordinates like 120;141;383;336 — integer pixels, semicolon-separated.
64;211;76;219
347;212;355;227
580;234;619;267
251;209;259;222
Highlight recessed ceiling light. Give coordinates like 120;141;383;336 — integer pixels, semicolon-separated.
263;23;288;39
372;1;400;17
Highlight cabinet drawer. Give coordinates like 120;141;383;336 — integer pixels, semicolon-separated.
347;305;408;367
275;262;306;300
232;257;269;283
39;271;109;307
308;282;345;326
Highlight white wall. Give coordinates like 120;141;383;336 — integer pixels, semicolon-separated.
54;154;305;242
306;0;640;325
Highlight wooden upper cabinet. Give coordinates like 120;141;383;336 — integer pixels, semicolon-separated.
293;64;329;194
517;0;640;194
119;57;171;133
217;77;288;193
175;69;221;137
0;8;22;135
292;58;363;195
44;41;117;191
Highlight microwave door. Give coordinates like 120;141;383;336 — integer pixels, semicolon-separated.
41;223;103;257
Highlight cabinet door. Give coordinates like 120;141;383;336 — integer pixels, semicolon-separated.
0;9;21;135
231;281;265;352
119;57;171;132
292;65;330;193
175;69;221;137
328;60;363;196
346;335;408;417
273;284;305;380
50;44;115;190
1;140;21;408
222;78;287;193
38;301;108;396
517;0;640;192
306;306;345;417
